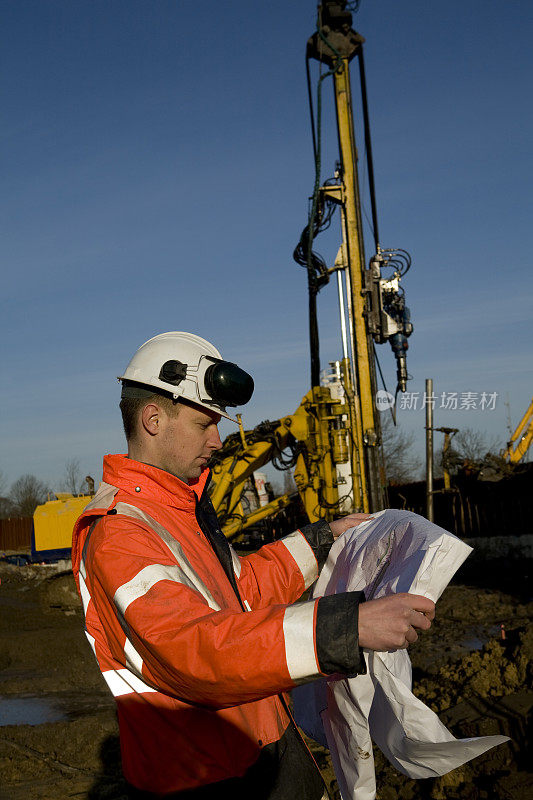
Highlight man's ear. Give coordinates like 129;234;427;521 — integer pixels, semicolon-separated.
141;403;163;437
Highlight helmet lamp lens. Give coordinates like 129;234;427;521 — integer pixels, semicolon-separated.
204;361;254;407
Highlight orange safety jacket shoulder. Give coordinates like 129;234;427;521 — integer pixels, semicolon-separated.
72;454;363;795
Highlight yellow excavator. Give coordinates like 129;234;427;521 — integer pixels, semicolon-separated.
502;397;533;464
209;0;414;539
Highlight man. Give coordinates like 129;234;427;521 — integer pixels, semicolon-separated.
72;331;434;800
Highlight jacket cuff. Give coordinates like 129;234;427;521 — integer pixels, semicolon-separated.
298;519;334;572
315;592;366;676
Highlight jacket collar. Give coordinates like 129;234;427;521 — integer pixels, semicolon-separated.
102;454;210;510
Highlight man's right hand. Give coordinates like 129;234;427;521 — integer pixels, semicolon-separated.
358;593;435;651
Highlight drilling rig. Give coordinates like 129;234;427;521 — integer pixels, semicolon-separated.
209;1;414;538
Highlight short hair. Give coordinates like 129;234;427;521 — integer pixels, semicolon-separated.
119;384;180;442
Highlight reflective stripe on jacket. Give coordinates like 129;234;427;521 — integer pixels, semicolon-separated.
71;454;334;794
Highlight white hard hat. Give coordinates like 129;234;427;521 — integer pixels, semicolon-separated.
118;332;254;422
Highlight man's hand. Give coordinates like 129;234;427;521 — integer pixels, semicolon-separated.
329;513;374;540
358;593;435;651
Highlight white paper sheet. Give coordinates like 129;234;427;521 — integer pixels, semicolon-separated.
293;509;509;800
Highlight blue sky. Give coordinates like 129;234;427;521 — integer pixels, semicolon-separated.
1;0;532;490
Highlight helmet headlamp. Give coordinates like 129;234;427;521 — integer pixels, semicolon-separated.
203;359;254;408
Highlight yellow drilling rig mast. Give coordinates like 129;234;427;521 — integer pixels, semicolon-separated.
210;0;414;536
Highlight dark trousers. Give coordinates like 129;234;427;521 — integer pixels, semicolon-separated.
126;723;326;800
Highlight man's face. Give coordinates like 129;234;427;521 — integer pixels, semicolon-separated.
156;402;223;482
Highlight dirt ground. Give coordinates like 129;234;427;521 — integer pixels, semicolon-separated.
0;557;531;800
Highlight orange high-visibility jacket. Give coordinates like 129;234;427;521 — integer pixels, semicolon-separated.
72;455;363;795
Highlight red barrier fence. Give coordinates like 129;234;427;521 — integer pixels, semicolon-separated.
0;517;32;551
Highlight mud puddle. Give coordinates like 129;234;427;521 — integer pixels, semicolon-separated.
0;696;67;727
459;623;501;653
0;691;115;727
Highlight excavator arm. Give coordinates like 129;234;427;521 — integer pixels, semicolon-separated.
209;384;357;538
502;397;533;464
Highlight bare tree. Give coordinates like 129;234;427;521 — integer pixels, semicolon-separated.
0;470;13;518
283;471;297;495
435;427;502;477
381;413;421;484
453;428;501;462
0;496;16;519
62;458;84;495
9;474;49;517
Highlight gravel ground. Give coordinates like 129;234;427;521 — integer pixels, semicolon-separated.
0;559;531;800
